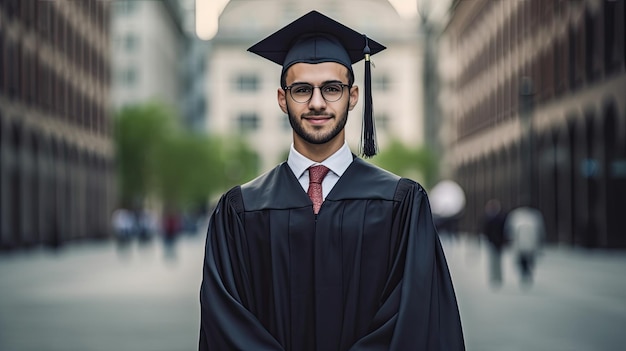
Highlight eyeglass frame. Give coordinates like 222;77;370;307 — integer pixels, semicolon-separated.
283;82;352;103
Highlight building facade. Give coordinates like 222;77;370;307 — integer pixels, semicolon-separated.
180;0;209;131
111;0;185;113
440;0;626;248
111;0;207;132
0;0;114;249
208;0;423;171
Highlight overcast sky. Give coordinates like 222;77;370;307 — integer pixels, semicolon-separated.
195;0;421;40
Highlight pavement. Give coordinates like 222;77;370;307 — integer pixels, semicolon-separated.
445;235;626;351
0;232;625;351
0;235;205;351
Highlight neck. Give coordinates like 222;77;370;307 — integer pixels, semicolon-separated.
293;135;344;163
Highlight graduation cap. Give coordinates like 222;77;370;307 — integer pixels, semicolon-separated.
248;10;386;157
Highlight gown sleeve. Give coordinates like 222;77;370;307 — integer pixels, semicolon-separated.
350;180;465;351
199;187;283;351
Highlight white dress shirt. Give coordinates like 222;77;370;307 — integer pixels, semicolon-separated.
287;142;354;200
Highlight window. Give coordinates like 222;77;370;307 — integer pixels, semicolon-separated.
584;9;595;82
373;74;390;91
113;35;123;50
116;66;137;86
235;74;259;91
7;42;19;98
115;0;137;15
36;1;51;37
0;33;4;94
376;114;390;132
568;26;577;90
604;0;626;73
125;34;138;52
237;113;260;132
126;67;137;85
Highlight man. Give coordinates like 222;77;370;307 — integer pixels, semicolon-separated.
199;11;465;350
482;199;507;287
505;205;546;287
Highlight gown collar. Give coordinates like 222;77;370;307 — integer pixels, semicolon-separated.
287;142;353;179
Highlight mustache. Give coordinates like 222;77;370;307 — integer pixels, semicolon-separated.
302;112;334;118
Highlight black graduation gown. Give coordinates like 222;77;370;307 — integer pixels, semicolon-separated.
199;158;465;350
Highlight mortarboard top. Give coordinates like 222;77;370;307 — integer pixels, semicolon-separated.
247;10;385;75
248;11;386;157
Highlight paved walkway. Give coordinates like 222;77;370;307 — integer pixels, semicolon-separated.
444;235;626;351
1;233;625;351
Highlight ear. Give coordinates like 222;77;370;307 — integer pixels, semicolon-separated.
278;88;288;114
348;85;359;111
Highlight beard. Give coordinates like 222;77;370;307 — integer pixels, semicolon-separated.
287;104;349;145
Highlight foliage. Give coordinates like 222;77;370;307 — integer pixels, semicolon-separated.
369;140;438;188
113;103;258;210
217;137;259;192
114;103;174;207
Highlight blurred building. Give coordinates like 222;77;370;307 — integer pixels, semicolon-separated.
111;0;207;131
419;0;453;166
179;0;210;132
110;0;183;111
208;0;422;171
0;1;114;249
439;0;626;248
182;37;210;132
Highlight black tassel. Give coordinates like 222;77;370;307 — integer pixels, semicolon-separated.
361;35;377;158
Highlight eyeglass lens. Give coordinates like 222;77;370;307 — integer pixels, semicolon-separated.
289;83;346;103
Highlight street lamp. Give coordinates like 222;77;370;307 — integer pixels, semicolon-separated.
519;76;534;206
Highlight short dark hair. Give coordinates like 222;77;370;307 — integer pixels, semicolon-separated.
281;65;354;88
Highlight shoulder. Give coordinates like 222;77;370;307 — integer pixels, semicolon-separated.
239;163;310;211
328;158;425;202
214;186;245;215
357;159;429;201
240;163;285;194
213;165;285;214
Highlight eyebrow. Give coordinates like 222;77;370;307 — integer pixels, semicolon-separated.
290;79;345;85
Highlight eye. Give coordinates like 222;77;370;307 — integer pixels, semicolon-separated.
322;84;342;93
292;84;312;95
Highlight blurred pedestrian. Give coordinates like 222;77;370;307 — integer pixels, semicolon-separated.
482;199;507;287
430;179;466;243
162;209;181;259
505;205;546;287
163;210;180;237
111;208;134;241
198;11;465;351
137;209;156;242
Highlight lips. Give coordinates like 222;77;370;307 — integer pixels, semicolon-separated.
303;114;333;121
304;116;332;125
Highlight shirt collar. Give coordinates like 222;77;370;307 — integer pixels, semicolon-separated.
287;142;353;178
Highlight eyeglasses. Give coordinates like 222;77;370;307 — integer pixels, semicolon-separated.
283;82;351;103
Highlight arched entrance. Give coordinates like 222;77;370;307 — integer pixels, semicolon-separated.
556;119;575;245
604;101;626;247
537;130;558;243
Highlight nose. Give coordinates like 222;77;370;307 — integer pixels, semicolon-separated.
308;87;327;110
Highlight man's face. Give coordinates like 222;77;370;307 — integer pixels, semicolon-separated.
278;62;358;146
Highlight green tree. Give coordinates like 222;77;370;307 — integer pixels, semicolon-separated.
216;136;259;192
155;134;259;209
114;103;259;210
114;103;174;207
370;140;438;188
154;133;205;208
